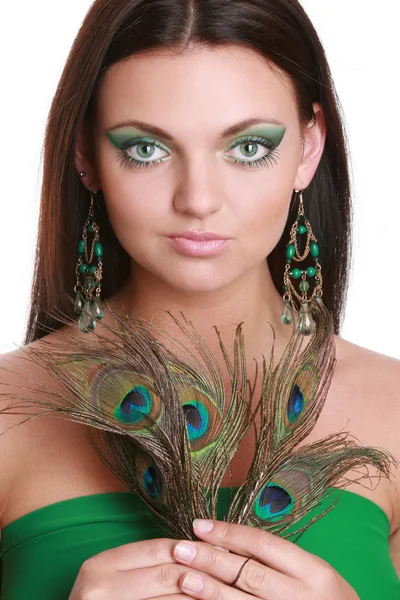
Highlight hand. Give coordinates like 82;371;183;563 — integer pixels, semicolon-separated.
68;536;213;599
171;519;360;599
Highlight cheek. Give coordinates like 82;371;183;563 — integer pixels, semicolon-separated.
261;191;290;235
232;180;292;258
96;149;168;248
102;183;153;252
228;138;300;255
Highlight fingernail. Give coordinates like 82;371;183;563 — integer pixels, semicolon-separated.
174;541;198;561
193;519;214;532
181;573;204;592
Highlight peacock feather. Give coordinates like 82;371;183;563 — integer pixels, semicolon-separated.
0;298;396;541
227;298;395;538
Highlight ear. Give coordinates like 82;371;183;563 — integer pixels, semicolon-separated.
74;123;102;192
293;102;327;191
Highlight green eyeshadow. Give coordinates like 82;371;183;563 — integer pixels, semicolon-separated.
106;130;169;151
236;125;286;146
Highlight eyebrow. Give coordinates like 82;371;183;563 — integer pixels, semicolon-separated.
106;117;286;142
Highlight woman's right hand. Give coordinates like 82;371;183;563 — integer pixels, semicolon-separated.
68;537;198;599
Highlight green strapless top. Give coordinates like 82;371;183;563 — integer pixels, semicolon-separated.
0;487;399;599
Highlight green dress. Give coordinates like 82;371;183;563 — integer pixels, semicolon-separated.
0;487;399;599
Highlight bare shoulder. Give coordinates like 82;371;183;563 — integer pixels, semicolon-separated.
341;337;400;569
0;344;41;519
0;340;56;463
334;334;400;421
334;335;400;520
0;329;78;514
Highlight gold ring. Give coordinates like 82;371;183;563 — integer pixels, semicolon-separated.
229;554;255;587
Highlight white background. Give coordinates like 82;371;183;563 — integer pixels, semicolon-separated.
0;1;399;357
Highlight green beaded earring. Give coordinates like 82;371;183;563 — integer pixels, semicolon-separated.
74;186;105;333
281;189;325;335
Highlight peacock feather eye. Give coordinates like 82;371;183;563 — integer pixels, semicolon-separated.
114;385;152;423
248;466;318;529
182;400;209;441
254;483;294;521
287;384;305;423
89;365;162;431
134;450;167;507
173;381;222;453
143;464;163;500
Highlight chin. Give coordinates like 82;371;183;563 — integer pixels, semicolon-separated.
169;278;229;295
159;268;234;295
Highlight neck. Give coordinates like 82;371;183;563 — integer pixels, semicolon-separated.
105;260;294;366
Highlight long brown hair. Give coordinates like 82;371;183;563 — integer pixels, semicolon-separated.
24;0;353;344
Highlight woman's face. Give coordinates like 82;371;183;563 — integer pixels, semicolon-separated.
81;44;325;294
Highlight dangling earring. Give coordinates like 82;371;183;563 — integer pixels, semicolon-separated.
74;186;105;333
281;189;325;335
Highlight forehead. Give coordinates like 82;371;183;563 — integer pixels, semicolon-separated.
95;44;298;132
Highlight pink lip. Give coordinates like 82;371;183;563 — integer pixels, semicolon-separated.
167;231;231;241
166;235;230;257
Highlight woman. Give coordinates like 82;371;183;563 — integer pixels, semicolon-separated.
0;0;399;598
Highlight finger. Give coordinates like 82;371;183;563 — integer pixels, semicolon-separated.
192;519;313;579
86;537;178;572
178;568;302;600
92;563;210;599
147;596;193;599
173;541;300;599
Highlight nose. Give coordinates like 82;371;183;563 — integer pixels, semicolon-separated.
173;154;225;218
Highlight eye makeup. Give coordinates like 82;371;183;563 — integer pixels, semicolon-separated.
106;122;286;170
233;125;286;147
225;124;286;168
107;130;171;170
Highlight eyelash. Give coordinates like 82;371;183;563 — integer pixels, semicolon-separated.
116;137;168;170
226;135;281;168
115;135;281;170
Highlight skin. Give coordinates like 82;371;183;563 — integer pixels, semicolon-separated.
75;43;325;364
71;44;368;598
68;521;359;599
0;42;397;595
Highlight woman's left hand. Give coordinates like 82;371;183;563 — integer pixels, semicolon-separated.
171;518;360;599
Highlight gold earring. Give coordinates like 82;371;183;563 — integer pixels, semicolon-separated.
74;189;104;333
281;189;325;335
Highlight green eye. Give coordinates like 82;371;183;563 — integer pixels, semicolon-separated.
225;135;280;168
107;128;284;170
108;134;171;170
122;140;170;169
134;142;157;159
